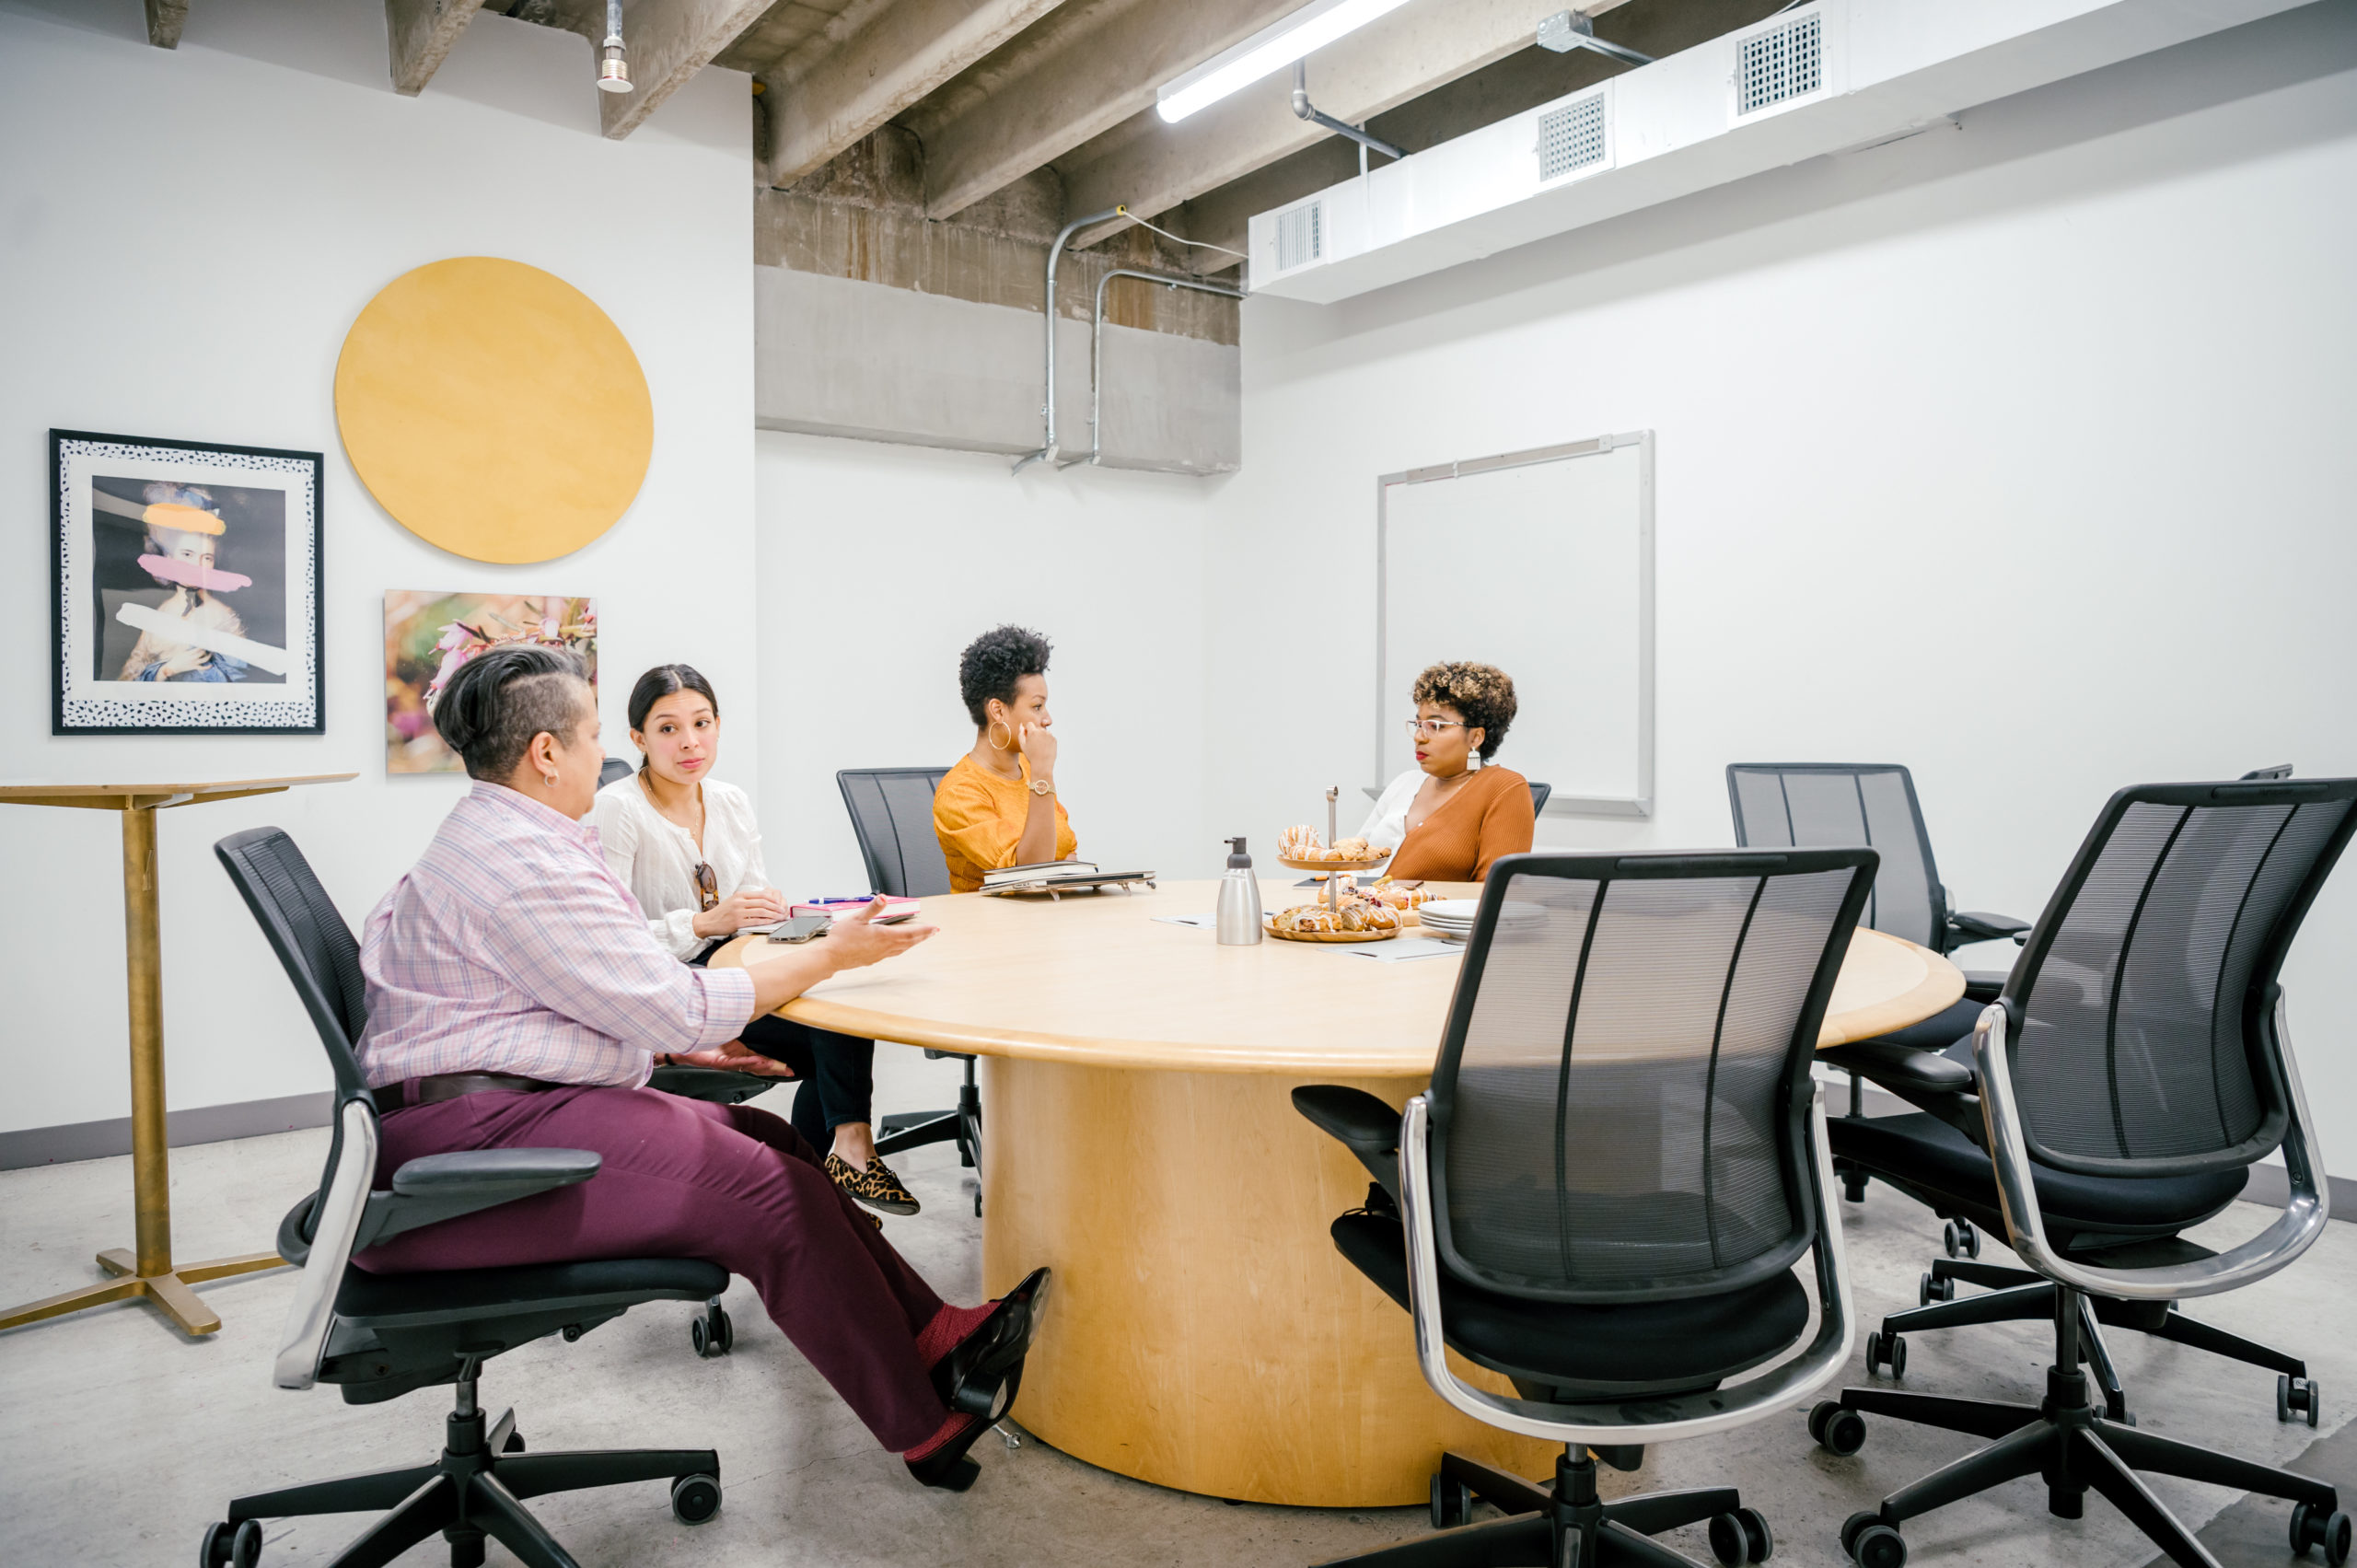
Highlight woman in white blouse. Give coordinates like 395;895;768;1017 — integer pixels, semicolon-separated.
590;664;920;1217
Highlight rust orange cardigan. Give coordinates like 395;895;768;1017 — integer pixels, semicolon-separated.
1385;765;1535;884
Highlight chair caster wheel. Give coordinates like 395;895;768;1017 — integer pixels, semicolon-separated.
1847;1518;1906;1568
691;1301;733;1358
447;1529;486;1568
2282;1375;2321;1427
1810;1400;1866;1457
1709;1506;1773;1563
2292;1501;2353;1564
1942;1219;1979;1259
503;1429;527;1453
1431;1471;1472;1529
199;1518;261;1568
1918;1272;1954;1306
974;1191;984;1217
1864;1330;1907;1378
671;1472;723;1526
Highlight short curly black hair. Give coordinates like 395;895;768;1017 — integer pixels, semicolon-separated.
1413;661;1516;761
958;624;1052;726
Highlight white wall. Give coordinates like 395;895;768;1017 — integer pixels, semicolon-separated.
750;432;1221;897
0;1;755;1133
1211;6;2357;1173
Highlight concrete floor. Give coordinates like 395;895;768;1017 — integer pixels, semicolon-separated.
2;1075;2350;1568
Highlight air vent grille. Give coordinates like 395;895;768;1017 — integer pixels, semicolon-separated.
1274;200;1323;272
1537;94;1608;182
1736;10;1822;116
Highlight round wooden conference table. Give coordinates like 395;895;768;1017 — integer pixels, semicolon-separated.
719;879;1964;1509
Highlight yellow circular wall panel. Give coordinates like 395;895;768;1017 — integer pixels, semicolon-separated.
335;257;652;563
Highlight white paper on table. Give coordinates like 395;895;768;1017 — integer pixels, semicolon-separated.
1153;913;1220;929
1343;937;1461;962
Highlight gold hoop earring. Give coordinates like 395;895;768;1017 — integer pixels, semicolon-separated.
987;720;1013;750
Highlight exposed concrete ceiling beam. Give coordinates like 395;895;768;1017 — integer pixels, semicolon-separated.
906;0;1299;221
386;0;486;94
767;0;1071;186
601;0;774;139
145;0;189;49
1059;0;1630;250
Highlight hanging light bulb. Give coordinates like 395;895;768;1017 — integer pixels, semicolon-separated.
597;0;633;93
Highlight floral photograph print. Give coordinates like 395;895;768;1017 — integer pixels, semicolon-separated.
51;429;324;734
384;591;598;773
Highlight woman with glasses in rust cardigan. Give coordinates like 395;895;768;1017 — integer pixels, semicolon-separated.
1359;660;1535;883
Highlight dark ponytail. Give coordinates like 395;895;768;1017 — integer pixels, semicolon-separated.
626;664;721;773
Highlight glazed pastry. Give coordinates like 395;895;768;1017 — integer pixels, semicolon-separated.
1333;837;1372;859
1280;824;1323;859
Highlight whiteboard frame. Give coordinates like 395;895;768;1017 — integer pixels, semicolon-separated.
1375;430;1655;819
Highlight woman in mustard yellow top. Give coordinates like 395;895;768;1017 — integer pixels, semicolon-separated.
934;625;1078;892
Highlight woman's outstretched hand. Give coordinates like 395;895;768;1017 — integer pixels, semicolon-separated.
825;896;937;971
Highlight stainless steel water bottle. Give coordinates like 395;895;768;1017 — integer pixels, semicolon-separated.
1215;836;1263;946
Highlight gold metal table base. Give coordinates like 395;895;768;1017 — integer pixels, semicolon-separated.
0;1248;286;1338
0;775;352;1342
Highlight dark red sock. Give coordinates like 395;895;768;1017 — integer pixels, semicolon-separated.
916;1301;994;1370
903;1409;978;1460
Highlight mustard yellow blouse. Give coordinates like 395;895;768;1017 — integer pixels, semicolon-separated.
932;754;1078;893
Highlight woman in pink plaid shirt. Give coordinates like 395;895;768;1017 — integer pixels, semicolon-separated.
354;645;1047;1492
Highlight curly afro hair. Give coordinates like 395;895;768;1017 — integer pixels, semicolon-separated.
1412;661;1516;761
958;624;1053;726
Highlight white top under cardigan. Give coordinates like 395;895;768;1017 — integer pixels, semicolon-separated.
588;772;772;959
1358;769;1424;852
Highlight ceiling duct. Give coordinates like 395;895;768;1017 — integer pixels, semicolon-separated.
1248;0;2308;305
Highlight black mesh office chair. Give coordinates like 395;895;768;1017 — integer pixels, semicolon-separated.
1296;847;1877;1567
1527;781;1551;816
838;768;981;1212
205;828;727;1568
598;756;633;787
1809;780;2354;1568
1727;763;2031;1217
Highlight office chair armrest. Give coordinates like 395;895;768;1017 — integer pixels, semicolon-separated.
647;1063;773;1104
1947;911;2032;946
351;1147;603;1252
1395;1092;1854;1446
1978;998;2329;1300
1295;1085;1405;1208
1819;1040;1973;1095
1961;970;2009;1005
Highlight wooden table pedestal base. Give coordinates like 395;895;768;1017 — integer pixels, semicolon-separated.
979;1055;1557;1508
0;1248;285;1338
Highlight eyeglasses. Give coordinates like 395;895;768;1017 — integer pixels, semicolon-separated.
1405;718;1469;739
692;861;718;912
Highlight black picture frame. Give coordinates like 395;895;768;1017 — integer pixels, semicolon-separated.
50;428;325;736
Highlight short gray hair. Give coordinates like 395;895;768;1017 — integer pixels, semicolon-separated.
433;645;591;781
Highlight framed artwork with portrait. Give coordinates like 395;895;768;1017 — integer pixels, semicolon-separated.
50;429;325;735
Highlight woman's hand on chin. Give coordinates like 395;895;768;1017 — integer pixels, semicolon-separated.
668;1044;797;1076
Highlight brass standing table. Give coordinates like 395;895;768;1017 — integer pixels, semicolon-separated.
0;774;355;1338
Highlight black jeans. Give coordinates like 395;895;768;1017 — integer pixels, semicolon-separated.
737;1015;877;1149
688;941;877;1149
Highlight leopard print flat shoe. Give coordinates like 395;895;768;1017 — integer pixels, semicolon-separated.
827;1151;922;1216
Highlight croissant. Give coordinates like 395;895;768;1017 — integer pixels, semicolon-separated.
1333;837;1372;858
1280;824;1323;858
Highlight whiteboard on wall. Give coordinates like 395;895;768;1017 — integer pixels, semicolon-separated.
1376;432;1655;817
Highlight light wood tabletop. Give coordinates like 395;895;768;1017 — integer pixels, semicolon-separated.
715;877;1965;1507
717;877;1964;1074
0;774;358;811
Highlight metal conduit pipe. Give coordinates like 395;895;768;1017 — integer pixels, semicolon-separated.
1012;206;1123;474
1076;269;1246;468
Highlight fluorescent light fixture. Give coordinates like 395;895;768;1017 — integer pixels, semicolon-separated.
1156;0;1417;124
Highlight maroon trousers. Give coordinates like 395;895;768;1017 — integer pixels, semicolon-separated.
356;1086;950;1452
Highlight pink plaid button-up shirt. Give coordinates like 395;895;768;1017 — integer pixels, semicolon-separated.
355;782;757;1089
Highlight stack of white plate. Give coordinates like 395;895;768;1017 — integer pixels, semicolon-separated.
1417;900;1550;941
